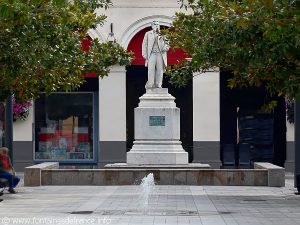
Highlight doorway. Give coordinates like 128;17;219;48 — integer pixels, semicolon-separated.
220;71;286;167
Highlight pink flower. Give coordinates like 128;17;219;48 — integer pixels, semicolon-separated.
12;96;32;121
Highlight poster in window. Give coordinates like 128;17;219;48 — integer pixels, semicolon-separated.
39;141;52;152
59;137;68;151
69;152;85;159
77;143;90;153
51;148;67;160
35;151;51;159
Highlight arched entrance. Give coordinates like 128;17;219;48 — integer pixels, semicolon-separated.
125;26;194;162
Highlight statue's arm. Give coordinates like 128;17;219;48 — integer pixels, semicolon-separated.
142;33;148;59
162;38;170;52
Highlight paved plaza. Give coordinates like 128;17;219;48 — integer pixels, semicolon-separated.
0;174;300;225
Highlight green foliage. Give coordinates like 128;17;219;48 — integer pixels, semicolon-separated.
166;0;300;98
0;0;132;101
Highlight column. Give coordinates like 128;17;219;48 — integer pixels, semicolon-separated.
13;102;34;171
286;116;295;172
193;71;221;168
98;65;127;166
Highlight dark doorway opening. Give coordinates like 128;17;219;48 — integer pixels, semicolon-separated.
126;65;193;162
220;71;286;168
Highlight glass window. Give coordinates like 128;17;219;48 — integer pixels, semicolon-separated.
34;93;94;162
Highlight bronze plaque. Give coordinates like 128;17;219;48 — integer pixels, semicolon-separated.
149;116;165;126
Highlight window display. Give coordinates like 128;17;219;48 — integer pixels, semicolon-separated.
34;93;94;161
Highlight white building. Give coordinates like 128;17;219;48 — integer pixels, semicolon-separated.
11;0;295;171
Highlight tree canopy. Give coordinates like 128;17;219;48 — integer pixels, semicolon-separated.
0;0;132;102
166;0;300;99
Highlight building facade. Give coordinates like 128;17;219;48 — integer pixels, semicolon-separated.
10;0;295;171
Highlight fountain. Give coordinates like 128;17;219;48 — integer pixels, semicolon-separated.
140;173;155;213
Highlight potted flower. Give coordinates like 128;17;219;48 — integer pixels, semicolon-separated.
13;97;32;121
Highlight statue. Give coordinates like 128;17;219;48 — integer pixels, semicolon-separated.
142;21;169;89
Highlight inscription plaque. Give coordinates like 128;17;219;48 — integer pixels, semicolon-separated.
149;116;165;126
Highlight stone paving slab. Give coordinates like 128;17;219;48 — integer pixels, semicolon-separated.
0;175;299;225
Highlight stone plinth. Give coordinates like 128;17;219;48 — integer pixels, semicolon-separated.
127;88;188;165
24;162;59;186
254;162;285;187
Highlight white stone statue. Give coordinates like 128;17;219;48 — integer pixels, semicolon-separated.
142;21;169;89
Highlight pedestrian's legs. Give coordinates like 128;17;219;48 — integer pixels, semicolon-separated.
0;171;17;188
13;176;20;188
147;54;156;88
155;54;164;88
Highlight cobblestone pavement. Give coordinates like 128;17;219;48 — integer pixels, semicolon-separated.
0;174;299;225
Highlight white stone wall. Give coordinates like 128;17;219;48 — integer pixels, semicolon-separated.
287;121;294;142
286;118;295;171
95;0;182;48
99;66;127;141
193;72;220;142
13;104;33;141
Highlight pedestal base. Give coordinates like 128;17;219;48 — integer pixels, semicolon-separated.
127;152;188;164
127;140;188;164
127;88;188;165
105;163;210;168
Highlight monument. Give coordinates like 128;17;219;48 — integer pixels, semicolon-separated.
127;21;188;164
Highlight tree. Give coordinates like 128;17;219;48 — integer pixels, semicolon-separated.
165;0;299;99
0;0;132;102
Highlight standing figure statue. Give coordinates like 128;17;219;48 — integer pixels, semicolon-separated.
142;21;169;89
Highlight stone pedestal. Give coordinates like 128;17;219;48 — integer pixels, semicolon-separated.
127;88;188;164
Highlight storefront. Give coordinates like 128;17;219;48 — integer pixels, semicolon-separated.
34;92;97;163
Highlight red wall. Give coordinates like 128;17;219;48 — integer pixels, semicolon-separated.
127;27;187;65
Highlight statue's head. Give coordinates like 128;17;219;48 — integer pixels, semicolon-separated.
151;21;160;33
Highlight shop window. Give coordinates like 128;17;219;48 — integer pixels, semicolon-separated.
34;93;95;162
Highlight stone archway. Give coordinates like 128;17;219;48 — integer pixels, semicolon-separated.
120;15;173;49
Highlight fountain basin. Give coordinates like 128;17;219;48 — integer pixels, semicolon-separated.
24;162;284;187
